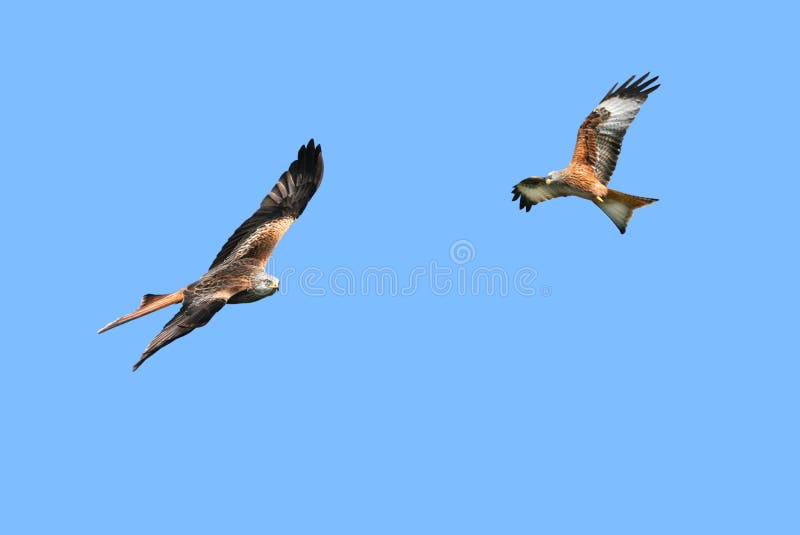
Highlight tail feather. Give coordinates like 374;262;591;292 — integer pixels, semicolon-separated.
596;189;658;234
98;289;185;334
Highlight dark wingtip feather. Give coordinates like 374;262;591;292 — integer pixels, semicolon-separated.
602;82;619;100
511;182;538;212
132;348;156;372
302;138;321;159
632;72;650;86
602;73;660;102
294;138;324;182
643;83;660;95
618;74;636;91
512;184;531;211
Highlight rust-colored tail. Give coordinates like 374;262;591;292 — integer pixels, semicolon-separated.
98;289;185;334
595;189;658;234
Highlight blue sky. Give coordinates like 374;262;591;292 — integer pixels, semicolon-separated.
1;1;798;533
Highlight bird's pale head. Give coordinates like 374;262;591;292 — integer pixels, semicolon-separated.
544;171;561;185
264;274;280;296
253;272;280;297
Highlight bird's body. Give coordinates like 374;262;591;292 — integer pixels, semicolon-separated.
512;73;660;233
99;140;324;371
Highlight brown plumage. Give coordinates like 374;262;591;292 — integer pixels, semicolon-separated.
99;139;324;371
512;73;660;233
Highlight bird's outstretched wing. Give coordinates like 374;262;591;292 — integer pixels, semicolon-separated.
569;73;659;184
209;139;324;270
132;295;227;371
512;177;573;211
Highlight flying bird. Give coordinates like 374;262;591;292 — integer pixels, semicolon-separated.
512;73;660;233
98;139;324;371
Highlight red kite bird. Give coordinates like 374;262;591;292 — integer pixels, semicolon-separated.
99;139;324;371
512;73;660;233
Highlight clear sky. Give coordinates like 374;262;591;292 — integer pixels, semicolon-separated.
1;1;798;533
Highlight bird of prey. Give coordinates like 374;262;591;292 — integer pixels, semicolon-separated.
512;73;660;233
98;139;324;371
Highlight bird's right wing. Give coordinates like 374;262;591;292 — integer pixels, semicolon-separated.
208;139;324;270
512;178;572;211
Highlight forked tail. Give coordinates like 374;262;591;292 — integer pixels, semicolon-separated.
596;189;658;234
97;289;185;334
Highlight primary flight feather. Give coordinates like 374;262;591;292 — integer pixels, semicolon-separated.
98;139;324;371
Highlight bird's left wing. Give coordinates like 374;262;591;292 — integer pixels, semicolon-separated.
569;73;659;184
512;177;573;211
209;139;324;270
131;295;227;371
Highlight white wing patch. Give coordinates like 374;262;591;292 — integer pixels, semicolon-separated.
595;96;645;134
518;181;559;203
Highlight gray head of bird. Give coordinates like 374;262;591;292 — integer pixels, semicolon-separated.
257;273;280;296
267;274;280;295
